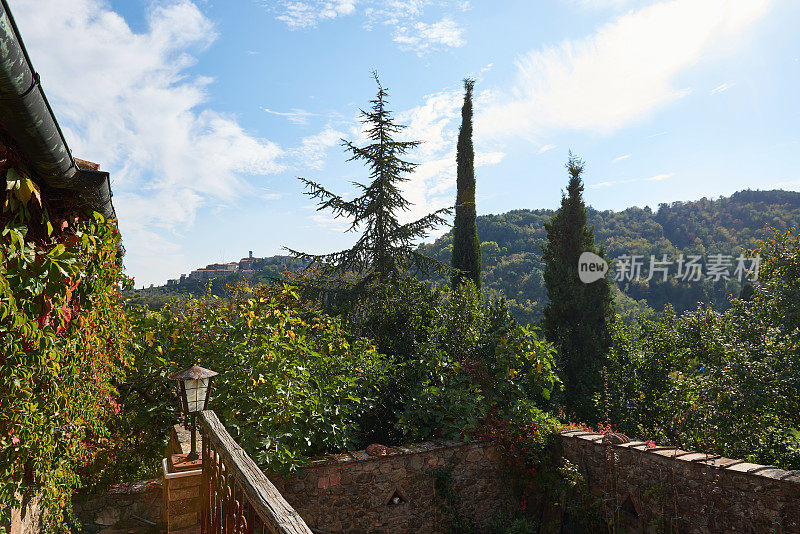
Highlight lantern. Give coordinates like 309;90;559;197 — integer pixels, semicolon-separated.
168;364;218;460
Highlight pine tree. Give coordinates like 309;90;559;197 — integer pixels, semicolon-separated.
451;78;482;290
288;73;450;290
542;153;614;422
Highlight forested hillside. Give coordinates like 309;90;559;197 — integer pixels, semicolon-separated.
420;189;800;324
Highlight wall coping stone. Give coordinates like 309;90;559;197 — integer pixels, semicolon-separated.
559;430;800;487
617;441;647;448
672;452;710;461
296;439;484;470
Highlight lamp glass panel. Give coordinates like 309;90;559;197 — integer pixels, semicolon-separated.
184;378;209;413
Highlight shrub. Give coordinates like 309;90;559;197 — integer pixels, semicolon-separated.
606;228;800;469
125;282;391;473
343;278;560;443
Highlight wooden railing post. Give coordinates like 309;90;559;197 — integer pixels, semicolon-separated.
200;435;209;533
197;410;312;534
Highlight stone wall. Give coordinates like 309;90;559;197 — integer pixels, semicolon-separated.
559;430;800;533
271;440;512;534
72;480;162;534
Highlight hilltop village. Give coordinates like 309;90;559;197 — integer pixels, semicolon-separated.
165;251;302;286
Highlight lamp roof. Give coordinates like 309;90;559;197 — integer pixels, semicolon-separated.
168;364;219;381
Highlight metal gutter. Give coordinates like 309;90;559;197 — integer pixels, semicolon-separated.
0;0;118;229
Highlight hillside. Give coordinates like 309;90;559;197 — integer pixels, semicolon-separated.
133;189;800;324
419;189;800;324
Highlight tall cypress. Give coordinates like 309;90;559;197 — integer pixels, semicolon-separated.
542;153;614;422
451;78;482;290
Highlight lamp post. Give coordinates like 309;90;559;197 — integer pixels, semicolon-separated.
168;364;218;461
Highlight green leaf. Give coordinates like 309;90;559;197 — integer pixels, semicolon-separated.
6;168;20;189
15;176;40;207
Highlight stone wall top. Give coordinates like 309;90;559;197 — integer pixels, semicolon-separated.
303;439;474;469
559;429;800;485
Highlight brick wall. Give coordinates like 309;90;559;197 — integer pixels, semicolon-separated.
559;430;800;533
271;440;512;533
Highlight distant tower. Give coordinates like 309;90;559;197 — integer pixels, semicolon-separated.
249;250;253;259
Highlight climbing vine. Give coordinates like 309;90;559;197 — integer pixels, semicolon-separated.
429;466;475;533
0;157;130;529
476;412;602;531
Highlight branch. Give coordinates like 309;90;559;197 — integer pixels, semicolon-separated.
298;177;361;221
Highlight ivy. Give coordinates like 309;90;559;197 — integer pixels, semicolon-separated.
0;164;130;530
428;466;474;533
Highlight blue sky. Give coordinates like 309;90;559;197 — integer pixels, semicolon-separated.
10;0;800;286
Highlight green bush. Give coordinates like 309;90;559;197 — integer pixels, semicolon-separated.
606;228;800;469
343;278;559;443
125;282;391;473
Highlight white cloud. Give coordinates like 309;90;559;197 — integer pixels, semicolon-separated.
397;89;463;157
272;0;467;54
362;0;427;27
392;88;504;225
567;0;652;9
478;0;772;140
263;107;317;125
258;189;285;201
391;89;461;222
644;173;673;181
710;83;733;94
477;151;505;166
766;180;800;189
311;211;351;233
613;154;630;162
295;126;345;170
588;172;673;188
13;0;286;284
393;17;465;55
588;180;626;189
274;0;358;29
538;144;557;154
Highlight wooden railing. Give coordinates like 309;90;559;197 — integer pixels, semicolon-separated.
198;410;312;534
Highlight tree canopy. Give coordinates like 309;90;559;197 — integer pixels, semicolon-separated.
541;154;614;421
288;73;450;291
451;78;482;290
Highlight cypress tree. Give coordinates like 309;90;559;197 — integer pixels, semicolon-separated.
288;73;450;290
542;153;614;422
451;78;482;290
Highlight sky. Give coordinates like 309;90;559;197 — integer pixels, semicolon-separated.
8;0;800;286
